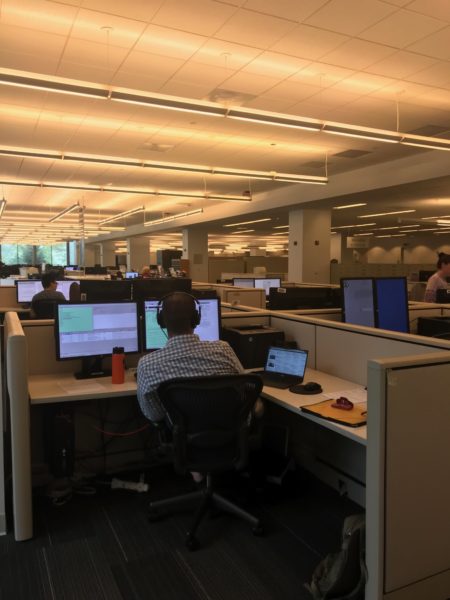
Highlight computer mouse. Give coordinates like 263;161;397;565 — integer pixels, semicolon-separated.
304;381;322;392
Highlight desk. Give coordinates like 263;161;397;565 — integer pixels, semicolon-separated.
261;368;367;446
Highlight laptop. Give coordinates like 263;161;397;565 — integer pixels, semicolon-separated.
258;346;308;389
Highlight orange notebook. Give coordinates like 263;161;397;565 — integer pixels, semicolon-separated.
301;399;367;427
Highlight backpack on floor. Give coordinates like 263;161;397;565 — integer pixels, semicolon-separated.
306;514;367;600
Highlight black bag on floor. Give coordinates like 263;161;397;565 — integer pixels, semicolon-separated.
306;514;367;600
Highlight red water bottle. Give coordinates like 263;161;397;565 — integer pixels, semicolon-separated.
112;346;125;384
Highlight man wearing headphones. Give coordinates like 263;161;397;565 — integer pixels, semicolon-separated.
137;291;244;423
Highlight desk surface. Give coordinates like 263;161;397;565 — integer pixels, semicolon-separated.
29;367;366;445
261;368;367;445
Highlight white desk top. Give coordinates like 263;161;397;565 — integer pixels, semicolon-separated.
261;367;367;446
29;367;367;445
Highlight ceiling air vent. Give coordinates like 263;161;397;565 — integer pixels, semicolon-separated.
407;124;449;137
302;160;326;168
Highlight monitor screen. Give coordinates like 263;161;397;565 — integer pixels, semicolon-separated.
265;347;308;377
375;277;409;333
254;278;282;297
232;278;255;288
17;280;80;302
79;280;132;302
341;278;376;327
64;266;75;271
268;286;340;310
144;297;221;350
55;302;139;359
125;272;139;279
132;277;191;301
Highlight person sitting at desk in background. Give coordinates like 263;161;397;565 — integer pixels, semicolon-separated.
424;253;450;302
141;266;152;278
137;291;263;425
31;270;65;306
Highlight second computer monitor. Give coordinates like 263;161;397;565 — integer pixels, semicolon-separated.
254;278;282;297
232;278;255;288
341;278;376;327
144;297;221;350
16;279;80;302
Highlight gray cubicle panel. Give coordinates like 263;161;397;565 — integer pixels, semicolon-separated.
367;353;450;600
4;312;32;541
0;286;20;309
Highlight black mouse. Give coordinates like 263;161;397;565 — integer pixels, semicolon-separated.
289;381;323;395
304;381;321;392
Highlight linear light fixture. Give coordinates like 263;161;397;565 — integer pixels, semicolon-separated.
273;225;289;229
0;198;6;217
1;71;449;151
357;210;416;218
0;147;327;186
48;203;80;223
144;208;203;227
99;206;145;225
331;223;376;229
433;230;450;235
422;215;450;220
398;224;420;228
230;229;255;234
0;179;251;202
224;218;271;227
333;203;367;210
353;232;373;236
376;226;401;230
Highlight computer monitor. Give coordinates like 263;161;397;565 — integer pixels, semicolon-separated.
79;280;132;302
232;278;255;288
64;266;75;271
125;272;139;279
132;277;191;301
85;266;108;275
419;270;434;282
268;286;341;310
341;278;376;327
16;279;80;302
254;278;282;297
143;297;221;350
55;301;139;379
375;277;409;333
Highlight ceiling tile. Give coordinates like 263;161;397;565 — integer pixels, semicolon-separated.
406;26;450;60
407;0;450;23
242;0;329;22
113;51;185;83
263;80;323;101
359;9;446;49
306;88;361;108
0;24;67;63
405;61;450;87
243;95;302;112
59;38;130;74
158;80;222;99
134;24;206;60
242;52;309;78
151;0;236;36
0;50;60;76
366;50;437;78
214;9;295;48
165;62;231;89
292;62;355;87
331;72;393;95
304;0;396;36
1;0;78;35
70;8;147;48
217;71;280;94
271;24;349;60
80;0;164;21
321;39;395;70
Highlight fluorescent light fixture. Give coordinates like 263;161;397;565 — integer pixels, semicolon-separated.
144;208;203;227
398;224;420;228
333;203;367;210
0;198;6;217
401;137;450;152
48;203;80;223
230;229;255;234
391;234;406;237
353;232;373;236
99;206;145;225
324;123;401;144
227;108;321;132
437;220;450;225
418;228;440;232
273;225;289;229
272;232;289;236
433;230;450;235
224;218;272;227
422;215;450;220
376;226;400;230
357;210;416;218
331;223;376;229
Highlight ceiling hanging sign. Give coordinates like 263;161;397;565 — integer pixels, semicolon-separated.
347;236;370;249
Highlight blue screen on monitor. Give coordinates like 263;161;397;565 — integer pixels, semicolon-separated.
375;278;409;333
342;278;376;327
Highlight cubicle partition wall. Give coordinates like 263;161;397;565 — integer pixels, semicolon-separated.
367;353;450;600
0;286;20;310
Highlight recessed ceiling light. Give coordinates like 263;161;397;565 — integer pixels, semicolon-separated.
331;223;376;229
332;203;367;210
357;210;416;218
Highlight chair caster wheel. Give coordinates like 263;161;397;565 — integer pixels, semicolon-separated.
186;535;200;551
252;523;264;536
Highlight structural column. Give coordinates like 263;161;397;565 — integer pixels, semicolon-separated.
182;227;208;282
127;236;150;271
288;208;331;283
100;241;116;267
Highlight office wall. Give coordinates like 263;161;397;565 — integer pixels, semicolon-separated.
346;235;450;265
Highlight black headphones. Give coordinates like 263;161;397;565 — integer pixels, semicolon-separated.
156;292;201;330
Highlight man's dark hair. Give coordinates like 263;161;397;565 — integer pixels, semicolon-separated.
437;253;450;269
41;271;58;289
160;292;197;335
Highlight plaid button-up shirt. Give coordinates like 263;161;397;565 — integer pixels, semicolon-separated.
137;334;243;422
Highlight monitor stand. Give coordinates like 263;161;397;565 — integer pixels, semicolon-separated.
74;357;111;380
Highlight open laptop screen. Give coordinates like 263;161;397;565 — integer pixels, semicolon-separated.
265;347;308;377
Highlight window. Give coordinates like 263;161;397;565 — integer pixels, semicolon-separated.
36;245;52;265
1;245;18;265
17;245;34;264
51;243;67;266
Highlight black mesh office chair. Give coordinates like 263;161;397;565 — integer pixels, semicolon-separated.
149;374;263;550
31;298;66;319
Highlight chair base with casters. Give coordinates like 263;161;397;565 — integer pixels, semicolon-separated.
149;473;263;550
149;374;265;550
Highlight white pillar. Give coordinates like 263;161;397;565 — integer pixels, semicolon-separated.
182;227;208;282
84;243;97;267
127;237;150;271
100;241;116;268
288;208;331;283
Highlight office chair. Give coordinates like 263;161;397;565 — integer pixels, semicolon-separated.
31;298;66;319
149;374;263;550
